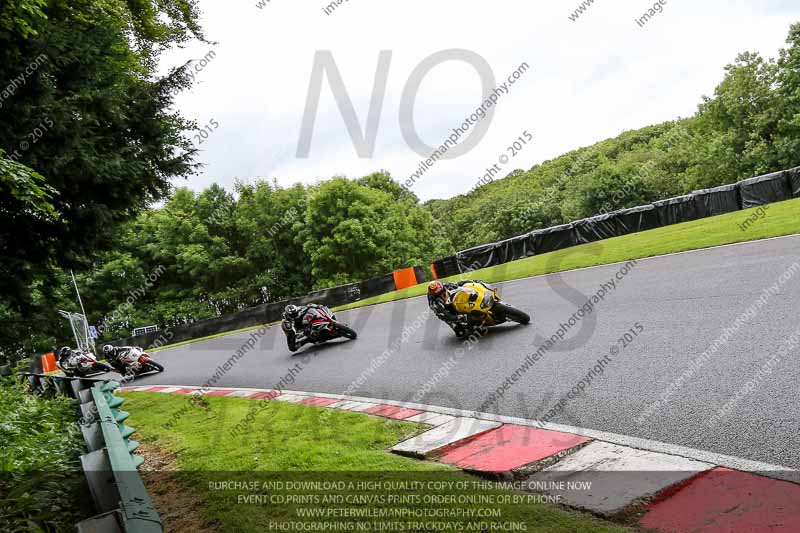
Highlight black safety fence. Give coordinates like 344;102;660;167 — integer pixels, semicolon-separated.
739;169;795;209
615;204;661;234
693;183;741;217
790;167;800;198
431;256;461;279
111;269;427;349
456;242;506;272
574;213;619;245
532;222;577;255
652;194;704;226
500;234;537;263
444;165;799;273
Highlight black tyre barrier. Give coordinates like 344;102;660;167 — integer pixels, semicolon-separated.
615;204;660;234
532;222;577;255
692;183;741;217
434;164;800;273
20;373;162;533
110;270;415;349
652;194;704;226
432;256;461;279
456;233;538;272
457;242;503;272
739;169;793;209
574;213;621;245
790;168;800;198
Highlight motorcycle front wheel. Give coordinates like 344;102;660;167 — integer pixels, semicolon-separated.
143;360;165;373
95;362;114;374
286;330;299;352
334;323;358;340
495;302;531;325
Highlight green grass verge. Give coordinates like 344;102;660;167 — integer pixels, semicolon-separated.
122;392;628;532
149;198;800;351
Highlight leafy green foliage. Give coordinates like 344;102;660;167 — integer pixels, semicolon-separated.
301;175;448;289
0;0;46;39
0;152;59;312
0;377;91;531
68;172;450;339
0;0;205;362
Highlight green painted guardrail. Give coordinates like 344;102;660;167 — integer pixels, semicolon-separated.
21;373;163;533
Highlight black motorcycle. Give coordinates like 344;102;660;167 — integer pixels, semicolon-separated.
282;305;357;352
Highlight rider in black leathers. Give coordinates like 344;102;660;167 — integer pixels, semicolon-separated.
283;304;327;348
102;344;137;364
57;346;80;369
103;344;140;366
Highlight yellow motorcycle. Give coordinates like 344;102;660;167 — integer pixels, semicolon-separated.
450;282;530;333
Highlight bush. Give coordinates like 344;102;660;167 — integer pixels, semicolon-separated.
0;377;92;531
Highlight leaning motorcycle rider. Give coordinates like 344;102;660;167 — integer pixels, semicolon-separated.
283;303;327;348
102;344;137;364
427;280;493;338
57;346;81;369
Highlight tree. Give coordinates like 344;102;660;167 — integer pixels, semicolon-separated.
0;0;205;360
300;177;447;289
0;151;59;310
237;181;313;300
0;0;204;307
693;52;780;185
0;0;46;39
774;22;800;169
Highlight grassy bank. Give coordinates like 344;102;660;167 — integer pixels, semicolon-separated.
0;377;92;531
122;392;629;532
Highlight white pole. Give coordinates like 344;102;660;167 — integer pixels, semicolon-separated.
71;270;88;318
70;270;92;351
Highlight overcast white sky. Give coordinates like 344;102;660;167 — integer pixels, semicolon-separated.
162;0;800;201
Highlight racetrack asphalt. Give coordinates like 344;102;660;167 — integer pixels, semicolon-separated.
130;235;800;468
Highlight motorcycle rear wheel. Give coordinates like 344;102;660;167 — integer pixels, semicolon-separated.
495;302;531;325
335;324;358;340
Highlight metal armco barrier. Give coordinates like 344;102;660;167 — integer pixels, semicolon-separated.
21;373;162;533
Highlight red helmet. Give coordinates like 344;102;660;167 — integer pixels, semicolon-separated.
428;281;445;297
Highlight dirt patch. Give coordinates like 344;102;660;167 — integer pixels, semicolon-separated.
138;442;219;533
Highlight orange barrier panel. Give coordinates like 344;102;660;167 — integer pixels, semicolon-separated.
393;267;419;291
41;352;57;373
430;263;438;280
